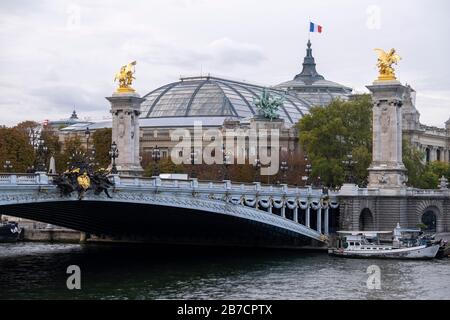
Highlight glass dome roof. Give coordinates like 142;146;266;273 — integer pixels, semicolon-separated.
141;76;313;125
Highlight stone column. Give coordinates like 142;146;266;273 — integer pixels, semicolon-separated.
316;207;322;233
306;205;310;228
324;207;329;235
106;92;145;176
293;207;298;223
366;80;407;189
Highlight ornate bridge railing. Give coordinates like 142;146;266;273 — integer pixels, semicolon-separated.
0;173;338;241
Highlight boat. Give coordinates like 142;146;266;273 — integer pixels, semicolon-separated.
329;224;440;260
0;221;22;242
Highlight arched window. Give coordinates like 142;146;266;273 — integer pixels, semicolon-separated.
421;211;437;233
359;208;374;231
425;148;431;163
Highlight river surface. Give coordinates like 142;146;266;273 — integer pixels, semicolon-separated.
0;242;449;300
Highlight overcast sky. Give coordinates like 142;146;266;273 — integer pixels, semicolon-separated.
1;0;449;127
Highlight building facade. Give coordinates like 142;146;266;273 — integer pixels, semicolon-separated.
58;41;450;168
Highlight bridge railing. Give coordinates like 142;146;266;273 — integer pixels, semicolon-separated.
0;173;42;185
111;175;325;198
0;173;328;199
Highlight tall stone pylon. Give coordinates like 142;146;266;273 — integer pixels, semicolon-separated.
366;80;407;189
106;61;144;176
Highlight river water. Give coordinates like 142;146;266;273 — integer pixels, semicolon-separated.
0;242;449;300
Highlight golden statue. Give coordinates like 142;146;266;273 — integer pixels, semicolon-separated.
114;61;137;93
374;48;401;81
77;172;91;190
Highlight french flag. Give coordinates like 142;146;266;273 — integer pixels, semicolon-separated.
310;22;323;33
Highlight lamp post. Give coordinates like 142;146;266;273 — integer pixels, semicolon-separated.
280;160;288;184
303;154;312;186
3;160;13;173
67;150;85;171
342;152;358;184
254;158;261;182
109;141;119;174
222;144;231;180
152;145;161;177
87;148;99;174
27;127;40;150
190;147;196;179
35;138;48;172
85;127;91;153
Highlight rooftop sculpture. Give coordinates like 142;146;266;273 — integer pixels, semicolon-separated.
114;61;137;93
374;48;401;81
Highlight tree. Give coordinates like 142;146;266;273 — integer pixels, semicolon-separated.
143;157;184;177
59;136;85;172
0;127;35;172
403;139;426;188
297;95;373;187
92;128;112;168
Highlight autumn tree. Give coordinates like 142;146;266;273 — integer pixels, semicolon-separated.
58;136;85;171
0;127;35;172
297;95;373;187
92;128;112;168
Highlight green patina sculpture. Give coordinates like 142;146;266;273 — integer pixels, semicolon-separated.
253;89;284;120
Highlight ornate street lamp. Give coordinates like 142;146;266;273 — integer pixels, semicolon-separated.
3;160;13;173
109;141;119;174
67;149;86;171
152;145;161;177
342;152;358;184
35;138;48;172
85;127;91;152
280;160;288;184
254;158;261;182
222;144;231;180
303;154;312;186
87;148;99;174
27;127;40;150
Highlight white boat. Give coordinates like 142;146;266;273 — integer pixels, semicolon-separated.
329;224;440;260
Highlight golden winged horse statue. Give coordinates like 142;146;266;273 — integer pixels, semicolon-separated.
374;48;401;81
114;61;137;92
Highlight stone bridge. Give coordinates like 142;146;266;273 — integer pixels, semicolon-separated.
0;173;337;248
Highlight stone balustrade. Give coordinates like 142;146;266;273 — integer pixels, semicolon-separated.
0;173;336;237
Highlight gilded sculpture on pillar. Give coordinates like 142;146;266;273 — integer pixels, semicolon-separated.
374;48;401;81
114;61;137;93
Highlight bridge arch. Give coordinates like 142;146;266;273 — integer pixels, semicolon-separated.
415;200;445;233
0;174;332;247
359;208;374;231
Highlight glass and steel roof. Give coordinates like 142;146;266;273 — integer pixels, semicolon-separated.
141;76;313;125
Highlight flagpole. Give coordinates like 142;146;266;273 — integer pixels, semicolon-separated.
308;19;311;41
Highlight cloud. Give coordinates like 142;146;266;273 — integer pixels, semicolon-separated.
121;37;265;69
0;0;448;128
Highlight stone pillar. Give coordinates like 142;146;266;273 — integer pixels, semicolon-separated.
324;207;329;235
306;205;310;228
106;92;144;176
316;207;322;233
366;80;407;188
293;207;298;223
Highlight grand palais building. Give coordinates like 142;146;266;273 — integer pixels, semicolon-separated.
57;41;450;165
